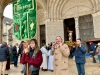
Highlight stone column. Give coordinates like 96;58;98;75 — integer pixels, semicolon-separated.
92;11;100;38
37;24;40;47
74;17;80;39
0;15;3;43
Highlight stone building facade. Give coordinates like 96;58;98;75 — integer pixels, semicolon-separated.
36;0;100;46
0;0;100;46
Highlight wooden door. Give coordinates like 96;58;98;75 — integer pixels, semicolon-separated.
79;14;94;43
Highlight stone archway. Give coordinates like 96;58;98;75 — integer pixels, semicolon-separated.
0;0;46;43
0;0;100;44
0;0;14;42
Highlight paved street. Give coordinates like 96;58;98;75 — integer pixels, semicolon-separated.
6;56;100;75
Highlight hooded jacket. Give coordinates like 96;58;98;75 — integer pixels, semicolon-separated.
0;44;9;61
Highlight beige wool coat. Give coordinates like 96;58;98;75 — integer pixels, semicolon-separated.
53;44;70;75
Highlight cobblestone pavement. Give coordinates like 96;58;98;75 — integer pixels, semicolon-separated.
6;56;100;75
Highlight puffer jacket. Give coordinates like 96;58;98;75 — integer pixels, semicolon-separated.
0;44;9;61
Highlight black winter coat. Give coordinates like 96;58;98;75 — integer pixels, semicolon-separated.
12;46;19;56
0;44;9;61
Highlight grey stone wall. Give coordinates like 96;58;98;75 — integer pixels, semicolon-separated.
92;12;100;38
46;20;64;44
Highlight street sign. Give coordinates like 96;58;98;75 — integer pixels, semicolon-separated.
13;0;36;40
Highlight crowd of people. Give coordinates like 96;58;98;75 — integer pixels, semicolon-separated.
0;36;100;75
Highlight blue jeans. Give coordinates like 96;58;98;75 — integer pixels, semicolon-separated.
76;63;85;75
13;56;18;66
98;55;100;63
22;64;26;73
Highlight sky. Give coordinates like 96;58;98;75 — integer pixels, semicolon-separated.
3;4;13;19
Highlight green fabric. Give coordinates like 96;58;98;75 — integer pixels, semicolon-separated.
13;0;37;40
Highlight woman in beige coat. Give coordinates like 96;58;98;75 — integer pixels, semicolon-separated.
53;36;70;75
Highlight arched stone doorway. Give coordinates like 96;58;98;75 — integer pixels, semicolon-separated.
63;14;94;43
63;18;76;42
2;4;13;44
40;24;46;47
0;0;14;42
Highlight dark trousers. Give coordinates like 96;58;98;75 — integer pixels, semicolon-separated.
6;57;10;70
13;56;18;66
31;70;39;75
24;70;39;75
91;50;96;63
76;63;85;75
92;56;96;63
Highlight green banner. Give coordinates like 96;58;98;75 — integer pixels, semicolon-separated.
13;0;37;40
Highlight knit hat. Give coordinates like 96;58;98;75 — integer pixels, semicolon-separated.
89;41;93;44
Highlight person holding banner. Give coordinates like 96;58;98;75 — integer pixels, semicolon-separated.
21;39;43;75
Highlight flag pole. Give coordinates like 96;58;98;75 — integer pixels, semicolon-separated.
26;57;29;75
25;43;29;75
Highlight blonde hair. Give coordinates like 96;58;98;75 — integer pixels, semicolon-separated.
56;36;63;42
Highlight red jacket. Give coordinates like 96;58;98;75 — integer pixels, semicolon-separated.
21;51;43;67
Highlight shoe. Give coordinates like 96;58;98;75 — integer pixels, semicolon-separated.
14;66;18;67
20;71;23;73
5;74;8;75
44;69;48;71
93;61;96;63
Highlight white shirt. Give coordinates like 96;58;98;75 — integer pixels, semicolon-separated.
16;46;19;54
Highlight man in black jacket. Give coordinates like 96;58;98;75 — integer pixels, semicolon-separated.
0;43;9;75
12;43;19;67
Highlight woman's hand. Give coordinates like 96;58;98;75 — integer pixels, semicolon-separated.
50;50;54;55
24;48;29;54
